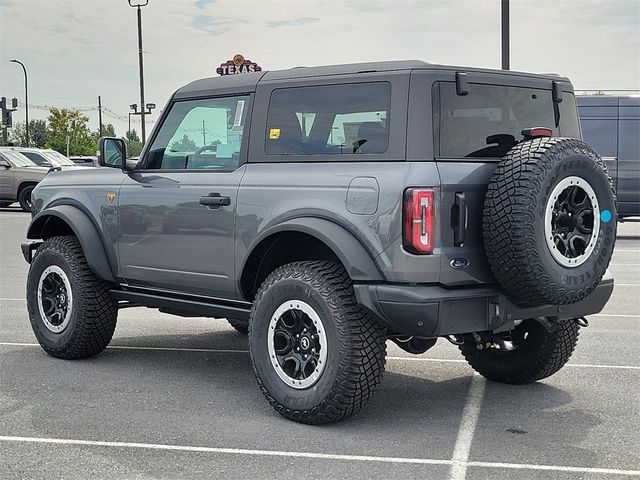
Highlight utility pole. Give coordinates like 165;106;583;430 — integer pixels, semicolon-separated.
129;0;149;144
9;59;29;145
501;0;510;70
98;95;103;137
202;120;206;145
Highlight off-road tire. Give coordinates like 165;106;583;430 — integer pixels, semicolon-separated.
26;236;118;359
18;185;35;212
227;318;248;335
249;260;386;424
459;319;579;384
484;137;616;305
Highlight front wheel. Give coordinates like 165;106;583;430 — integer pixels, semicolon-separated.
18;185;35;212
249;261;386;424
459;318;579;384
26;236;118;359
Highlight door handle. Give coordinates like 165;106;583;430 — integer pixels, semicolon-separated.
199;193;231;209
452;192;467;247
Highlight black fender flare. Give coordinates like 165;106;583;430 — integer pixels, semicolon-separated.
27;205;116;282
242;217;383;282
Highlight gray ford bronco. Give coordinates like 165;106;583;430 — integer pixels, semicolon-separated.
22;61;616;424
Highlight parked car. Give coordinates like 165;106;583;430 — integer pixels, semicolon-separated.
22;60;616;424
9;147;91;170
578;95;640;219
0;149;49;211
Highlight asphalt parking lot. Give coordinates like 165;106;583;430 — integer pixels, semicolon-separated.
0;205;638;480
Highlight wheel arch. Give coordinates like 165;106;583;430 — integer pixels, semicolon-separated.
239;217;383;302
17;181;38;196
27;205;116;282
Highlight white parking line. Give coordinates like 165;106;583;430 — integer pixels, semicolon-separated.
2;342;639;370
0;435;638;476
449;374;486;480
467;460;640;476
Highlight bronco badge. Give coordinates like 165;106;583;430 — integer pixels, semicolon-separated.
107;192;116;204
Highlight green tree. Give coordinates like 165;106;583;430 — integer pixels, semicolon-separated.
103;123;117;137
46;108;95;156
91;123;116;142
10;119;48;147
128;141;143;157
126;129;140;143
170;134;197;152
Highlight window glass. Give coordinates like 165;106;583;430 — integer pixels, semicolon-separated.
618;119;640;161
580;118;618;157
44;150;76;165
2;150;35;167
146;95;250;170
266;82;390;156
434;83;581;158
21;152;47;166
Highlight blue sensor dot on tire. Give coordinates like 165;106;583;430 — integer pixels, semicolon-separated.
600;210;612;223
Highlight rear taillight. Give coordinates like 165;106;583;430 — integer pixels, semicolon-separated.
403;188;435;254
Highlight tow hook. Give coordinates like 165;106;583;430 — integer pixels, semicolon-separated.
575;317;589;328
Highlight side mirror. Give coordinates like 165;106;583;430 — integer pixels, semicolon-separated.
0;159;10;169
98;137;128;169
42;161;52;167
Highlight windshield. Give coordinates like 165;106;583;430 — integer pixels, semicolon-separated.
1;150;38;167
44;150;76;166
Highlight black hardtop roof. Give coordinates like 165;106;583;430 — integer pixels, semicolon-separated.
173;60;571;99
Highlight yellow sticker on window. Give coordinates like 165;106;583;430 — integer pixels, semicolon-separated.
269;128;281;140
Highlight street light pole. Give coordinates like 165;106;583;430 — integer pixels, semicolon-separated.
501;0;510;70
9;59;29;146
129;0;149;144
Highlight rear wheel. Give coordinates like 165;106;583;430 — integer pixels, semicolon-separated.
18;185;35;212
26;236;118;359
249;261;386;424
459;319;579;384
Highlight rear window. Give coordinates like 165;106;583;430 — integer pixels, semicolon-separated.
433;82;580;158
265;82;390;157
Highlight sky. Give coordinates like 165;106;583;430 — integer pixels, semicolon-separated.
1;0;638;137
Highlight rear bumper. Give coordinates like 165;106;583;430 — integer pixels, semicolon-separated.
354;271;614;337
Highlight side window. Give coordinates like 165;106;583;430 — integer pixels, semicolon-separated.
145;95;250;170
618;118;640;161
265;82;390;157
21;152;46;166
580;117;618;158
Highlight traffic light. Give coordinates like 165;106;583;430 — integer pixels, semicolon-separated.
0;96;17;128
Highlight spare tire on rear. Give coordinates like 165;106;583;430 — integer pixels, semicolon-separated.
483;137;616;305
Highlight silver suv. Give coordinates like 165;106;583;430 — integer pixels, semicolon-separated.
0;149;48;211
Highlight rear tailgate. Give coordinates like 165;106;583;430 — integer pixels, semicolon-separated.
437;162;495;286
430;75;580;287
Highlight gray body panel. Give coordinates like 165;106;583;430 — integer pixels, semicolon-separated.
117;167;245;298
